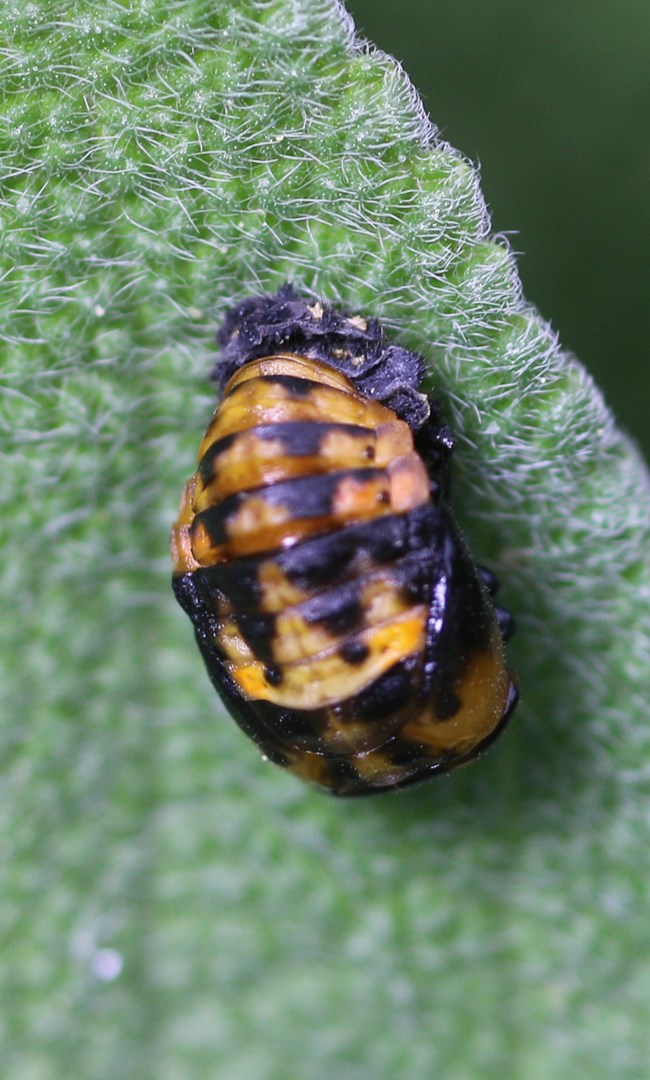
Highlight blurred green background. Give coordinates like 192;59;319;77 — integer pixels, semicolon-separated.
347;0;650;454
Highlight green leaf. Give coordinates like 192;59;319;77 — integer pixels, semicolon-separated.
1;1;649;1077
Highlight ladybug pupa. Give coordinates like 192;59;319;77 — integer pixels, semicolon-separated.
171;285;517;795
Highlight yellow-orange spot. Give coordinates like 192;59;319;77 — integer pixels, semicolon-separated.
359;574;413;624
341;748;409;788
215;621;256;665
189;495;293;566
374;420;414;463
387;453;430;513
318;429;377;468
403;636;511;759
230;610;426;709
170;476;201;575
225;496;290;540
282;744;415;793
209;516;341;560
282;751;339;790
271;612;339;663
189;519;216;565
267;572;415;664
197;426;397;507
224;354;358;394
331;473;390;519
364;614;426;664
257;560;311;612
194;431;290;508
202;382;393;452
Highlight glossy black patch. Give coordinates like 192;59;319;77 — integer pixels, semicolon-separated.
203;560;263;612
173;571;213;636
319;758;364;791
392;552;437;605
296;580;364;634
421;523;497;706
355;661;416;722
339;639;370;666
255;420;374;458
252;467;381;514
381;735;434;768
428;682;461;722
234;611;277;663
495;605;515;642
248;698;331;750
277;504;440;592
263;665;283;687
256;373;321;397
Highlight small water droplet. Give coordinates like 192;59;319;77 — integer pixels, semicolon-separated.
91;948;123;982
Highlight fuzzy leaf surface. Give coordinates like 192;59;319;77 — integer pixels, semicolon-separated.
1;1;649;1077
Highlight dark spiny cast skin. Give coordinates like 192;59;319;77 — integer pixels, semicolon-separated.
171;285;517;796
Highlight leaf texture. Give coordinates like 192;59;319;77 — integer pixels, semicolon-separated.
1;1;649;1077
